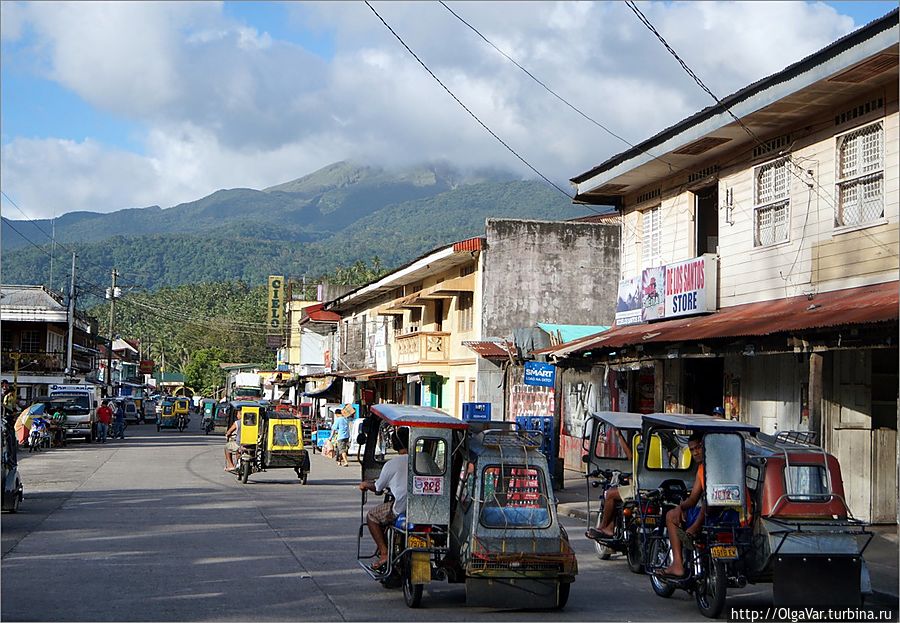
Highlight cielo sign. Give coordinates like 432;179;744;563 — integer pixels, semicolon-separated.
664;254;717;319
524;361;556;387
267;275;284;334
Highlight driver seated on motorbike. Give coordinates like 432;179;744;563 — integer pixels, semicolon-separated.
591;428;632;539
357;427;409;571
659;432;705;578
224;416;241;472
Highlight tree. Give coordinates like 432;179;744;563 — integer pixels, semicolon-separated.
183;348;229;395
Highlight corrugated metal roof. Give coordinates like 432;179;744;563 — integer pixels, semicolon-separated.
462;340;515;359
453;237;485;252
300;303;340;323
537;323;611;344
543;281;898;358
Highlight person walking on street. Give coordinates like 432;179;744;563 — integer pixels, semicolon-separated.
331;404;353;467
2;380;18;429
96;401;113;443
112;402;125;440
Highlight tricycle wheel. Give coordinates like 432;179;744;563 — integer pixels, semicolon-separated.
402;569;423;608
626;532;644;574
695;558;727;618
156;424;160;432
240;461;251;484
300;471;308;485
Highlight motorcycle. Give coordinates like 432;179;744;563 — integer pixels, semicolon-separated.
177;413;188;432
28;417;51;452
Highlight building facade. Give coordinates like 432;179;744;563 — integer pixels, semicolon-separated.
551;13;899;521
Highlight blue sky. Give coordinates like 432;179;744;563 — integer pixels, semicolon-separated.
0;1;895;218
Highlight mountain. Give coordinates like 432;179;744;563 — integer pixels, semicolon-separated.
1;161;593;296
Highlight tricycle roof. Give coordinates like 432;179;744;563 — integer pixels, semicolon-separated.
589;411;644;431
642;412;759;433
369;404;468;430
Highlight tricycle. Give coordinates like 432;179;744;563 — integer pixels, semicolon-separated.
581;411;646;570
631;413;872;618
235;402;310;485
356;404;576;609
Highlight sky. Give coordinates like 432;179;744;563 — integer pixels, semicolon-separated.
0;1;896;220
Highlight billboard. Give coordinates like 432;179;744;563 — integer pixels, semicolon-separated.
267;275;284;341
615;275;643;326
641;265;666;321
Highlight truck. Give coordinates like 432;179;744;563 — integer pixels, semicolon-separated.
231;372;262;400
48;384;101;442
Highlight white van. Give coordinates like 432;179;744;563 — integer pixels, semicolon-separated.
48;384;100;442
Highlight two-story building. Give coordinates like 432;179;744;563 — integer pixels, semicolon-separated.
546;12;898;521
1;284;101;401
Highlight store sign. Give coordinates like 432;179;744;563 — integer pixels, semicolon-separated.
615;275;642;326
665;255;717;318
139;360;154;374
524;361;556;388
267;275;284;334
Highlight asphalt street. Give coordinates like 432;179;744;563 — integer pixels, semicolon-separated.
1;419;892;622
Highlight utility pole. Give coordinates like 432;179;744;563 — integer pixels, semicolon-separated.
65;253;76;376
106;269;118;395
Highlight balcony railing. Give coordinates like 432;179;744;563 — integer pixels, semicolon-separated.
395;332;450;366
1;350;65;374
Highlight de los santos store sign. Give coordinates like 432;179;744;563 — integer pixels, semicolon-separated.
615;254;717;325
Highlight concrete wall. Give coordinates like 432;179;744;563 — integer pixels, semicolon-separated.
481;219;620;337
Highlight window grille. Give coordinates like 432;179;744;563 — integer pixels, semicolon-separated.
641;207;662;268
753;158;790;247
835;121;884;227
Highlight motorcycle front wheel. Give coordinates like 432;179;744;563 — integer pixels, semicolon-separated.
695;558;727;618
648;537;676;598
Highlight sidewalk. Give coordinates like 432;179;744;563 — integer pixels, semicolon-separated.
555;469;899;602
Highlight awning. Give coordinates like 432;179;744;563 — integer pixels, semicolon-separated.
333;368;378;380
541;281;898;358
463;340;516;359
303;376;338;396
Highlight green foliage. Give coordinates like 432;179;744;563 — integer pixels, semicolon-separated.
184;348;229;395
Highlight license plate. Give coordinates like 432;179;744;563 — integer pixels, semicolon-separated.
640;516;657;526
407;535;428;548
710;545;737;559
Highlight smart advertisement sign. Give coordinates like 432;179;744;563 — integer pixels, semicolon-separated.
664;254;717;319
524;361;556;388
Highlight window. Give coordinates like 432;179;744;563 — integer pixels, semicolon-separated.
341;321;349;354
753;158;790;246
47;331;65;354
786;465;828;501
457;292;474;332
479;465;551;529
413;438;446;476
641;207;661;268
459;264;475;278
21;330;41;353
359;316;367;350
835;121;884;227
408;308;421;333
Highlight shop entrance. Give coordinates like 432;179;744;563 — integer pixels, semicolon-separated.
683;357;724;414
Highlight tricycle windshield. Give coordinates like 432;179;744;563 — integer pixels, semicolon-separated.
479;464;551;529
704;433;746;508
642;430;693;471
592;422;632;461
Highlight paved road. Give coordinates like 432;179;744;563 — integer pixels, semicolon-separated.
1;420;891;621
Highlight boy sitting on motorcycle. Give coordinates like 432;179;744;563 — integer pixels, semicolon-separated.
658;432;705;578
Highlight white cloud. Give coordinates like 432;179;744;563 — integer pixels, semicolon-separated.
1;1;862;218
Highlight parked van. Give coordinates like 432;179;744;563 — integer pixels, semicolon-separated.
48;384;100;442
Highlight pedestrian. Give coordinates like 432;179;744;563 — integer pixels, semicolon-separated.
224;417;241;472
112;402;125;439
1;380;18;429
96;401;113;443
331;404;353;467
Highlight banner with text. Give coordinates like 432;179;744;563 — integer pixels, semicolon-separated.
267;275;285;350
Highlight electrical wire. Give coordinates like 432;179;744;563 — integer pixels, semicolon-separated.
363;0;584;205
438;0;689;179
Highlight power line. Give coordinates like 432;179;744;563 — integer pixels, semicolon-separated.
439;0;689;179
363;0;586;206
